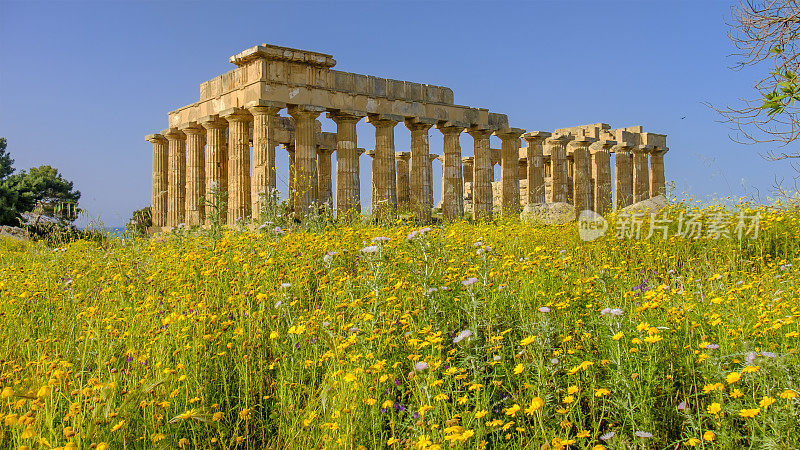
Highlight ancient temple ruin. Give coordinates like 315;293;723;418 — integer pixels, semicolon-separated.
145;44;668;229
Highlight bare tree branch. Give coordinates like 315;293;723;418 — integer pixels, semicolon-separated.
711;0;800;156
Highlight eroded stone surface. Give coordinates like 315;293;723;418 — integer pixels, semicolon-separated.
146;44;668;228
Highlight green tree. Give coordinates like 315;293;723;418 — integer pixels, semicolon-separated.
0;138;82;226
0;137;19;225
0;138;12;180
127;206;152;235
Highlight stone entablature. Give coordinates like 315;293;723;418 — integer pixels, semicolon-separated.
170;44;508;131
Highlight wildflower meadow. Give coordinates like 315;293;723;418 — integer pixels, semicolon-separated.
1;202;799;449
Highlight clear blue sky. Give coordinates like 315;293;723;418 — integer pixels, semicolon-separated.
1;0;795;227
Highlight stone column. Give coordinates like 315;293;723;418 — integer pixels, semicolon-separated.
462;157;474;184
221;108;253;224
494;128;526;216
355;148;365;212
365;149;376;205
329;111;365;217
613;142;634;209
522;132;551;205
317;147;334;208
569;137;593;215
427;154;439;209
468;128;493;221
436;123;466;220
284;143;296;209
395;152;411;207
200;115;228;226
546;135;570;203
405;119;435;222
518;158;527;181
633;145;651;203
145;134;168;229
180;123;206;227
649;147;668;197
590;139;615;215
288;105;325;217
367;114;402;219
247;100;285;218
163;128;186;228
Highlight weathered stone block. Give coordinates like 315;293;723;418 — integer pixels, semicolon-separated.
520;202;576;225
353;74;369;95
405;82;423;102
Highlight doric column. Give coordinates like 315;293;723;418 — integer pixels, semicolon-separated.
395;152;411;207
568;137;593;215
468;127;493;221
590;139;615;215
462;157;474;183
522;131;551;205
613;142;634;209
329;111;365;217
405;119;436;222
355;148;365;212
284;143;296;209
545;135;570;203
317;147;334;208
649;147;668;197
180;123;206;227
145;134;168;229
427;154;439;209
288;105;325;217
633;145;651;203
221;108;253;224
199;115;228;226
494;128;525;216
365;149;376;204
518;158;527;181
367;114;402;219
163;128;186;228
437;123;466;220
247;100;285;218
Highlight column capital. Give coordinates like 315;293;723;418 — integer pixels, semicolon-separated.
404;117;436;131
327;109;367;123
365;149;376;158
611;143;634;154
162;128;186;141
436;122;465;135
145;133;167;144
179;122;205;135
288;104;326;119
544;134;571;146
366;113;402;126
282;143;296;152
493;127;526;140
394;151;410;161
522;131;552;143
246;100;286;115
633;144;655;154
429;153;440;161
199;115;227;129
462;156;474;164
653;146;669;155
316;146;335;156
589;139;617;154
567;136;595;152
220;107;253;122
467;126;493;139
